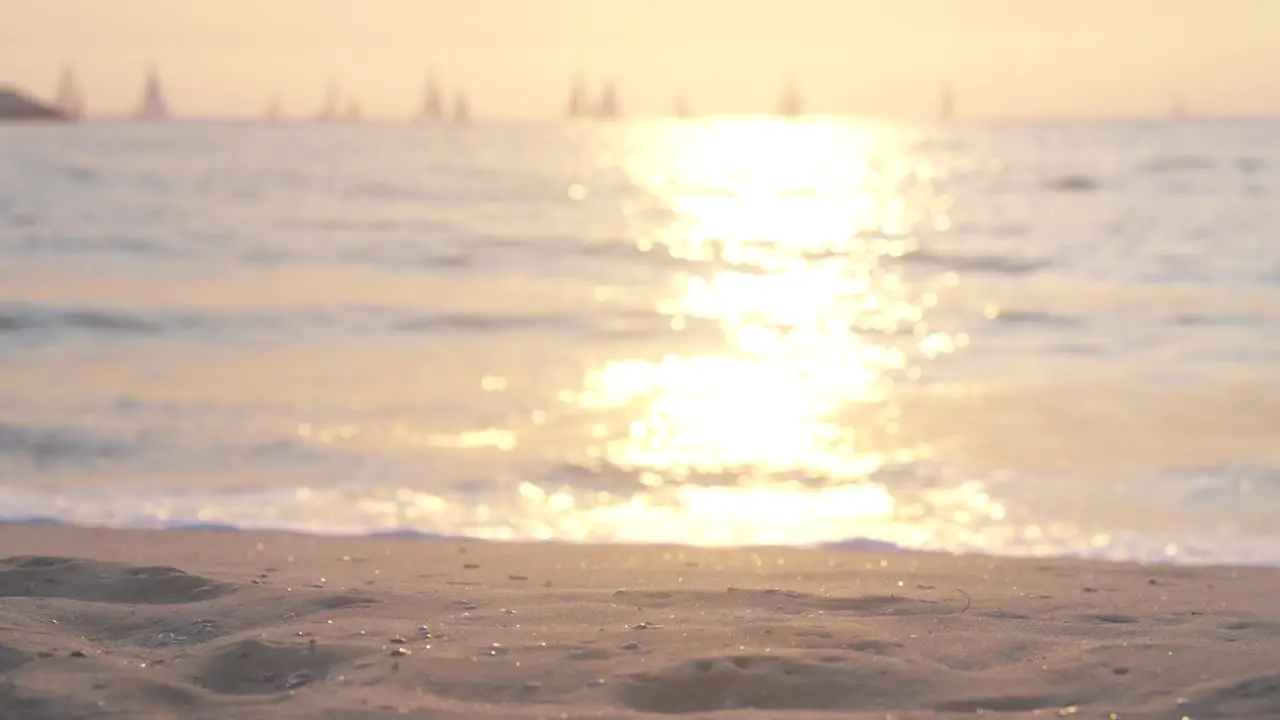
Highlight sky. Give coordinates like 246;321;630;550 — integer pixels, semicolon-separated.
0;0;1276;120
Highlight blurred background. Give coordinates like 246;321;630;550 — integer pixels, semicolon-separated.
2;0;1279;564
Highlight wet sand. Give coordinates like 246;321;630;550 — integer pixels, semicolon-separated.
2;525;1280;719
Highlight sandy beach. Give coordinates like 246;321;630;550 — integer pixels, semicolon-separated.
0;527;1276;718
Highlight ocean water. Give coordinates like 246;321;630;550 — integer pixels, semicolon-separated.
2;117;1279;565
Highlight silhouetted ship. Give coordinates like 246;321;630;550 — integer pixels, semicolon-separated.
265;93;282;121
317;81;342;122
134;67;169;121
597;83;619;118
55;65;85;120
939;81;955;123
422;74;443;121
452;92;470;123
673;91;690;118
565;76;619;120
1171;92;1187;120
344;100;363;123
566;75;589;118
777;79;802;117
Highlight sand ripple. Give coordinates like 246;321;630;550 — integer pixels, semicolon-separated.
3;529;1280;718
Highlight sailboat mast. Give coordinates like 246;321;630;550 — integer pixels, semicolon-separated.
55;65;85;119
452;91;470;123
598;82;618;119
673;90;689;118
135;66;168;121
422;73;443;120
567;74;587;118
318;80;341;121
265;93;282;120
778;78;802;117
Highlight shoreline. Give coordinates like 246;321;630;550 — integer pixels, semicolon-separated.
3;525;1280;718
0;518;1272;570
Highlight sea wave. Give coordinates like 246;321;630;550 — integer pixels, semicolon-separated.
0;421;138;464
0;497;1271;566
0;302;704;344
897;248;1051;276
0;302;183;336
1043;173;1101;192
11;234;185;258
988;309;1086;327
0;467;1276;566
0;419;331;469
1137;154;1217;174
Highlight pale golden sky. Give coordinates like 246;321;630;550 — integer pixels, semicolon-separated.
1;0;1275;119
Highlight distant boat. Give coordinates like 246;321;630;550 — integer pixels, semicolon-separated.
317;81;341;122
55;65;85;120
566;74;588;118
344;99;363;123
565;75;620;120
452;92;470;123
422;74;443;121
939;81;955;123
265;93;282;121
597;83;619;119
1171;92;1187;120
777;78;802;118
134;66;169;121
673;91;690;118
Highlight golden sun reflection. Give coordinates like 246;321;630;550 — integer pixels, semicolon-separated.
563;119;968;543
267;119;990;549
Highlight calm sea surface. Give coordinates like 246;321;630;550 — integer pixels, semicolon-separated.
2;118;1279;564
